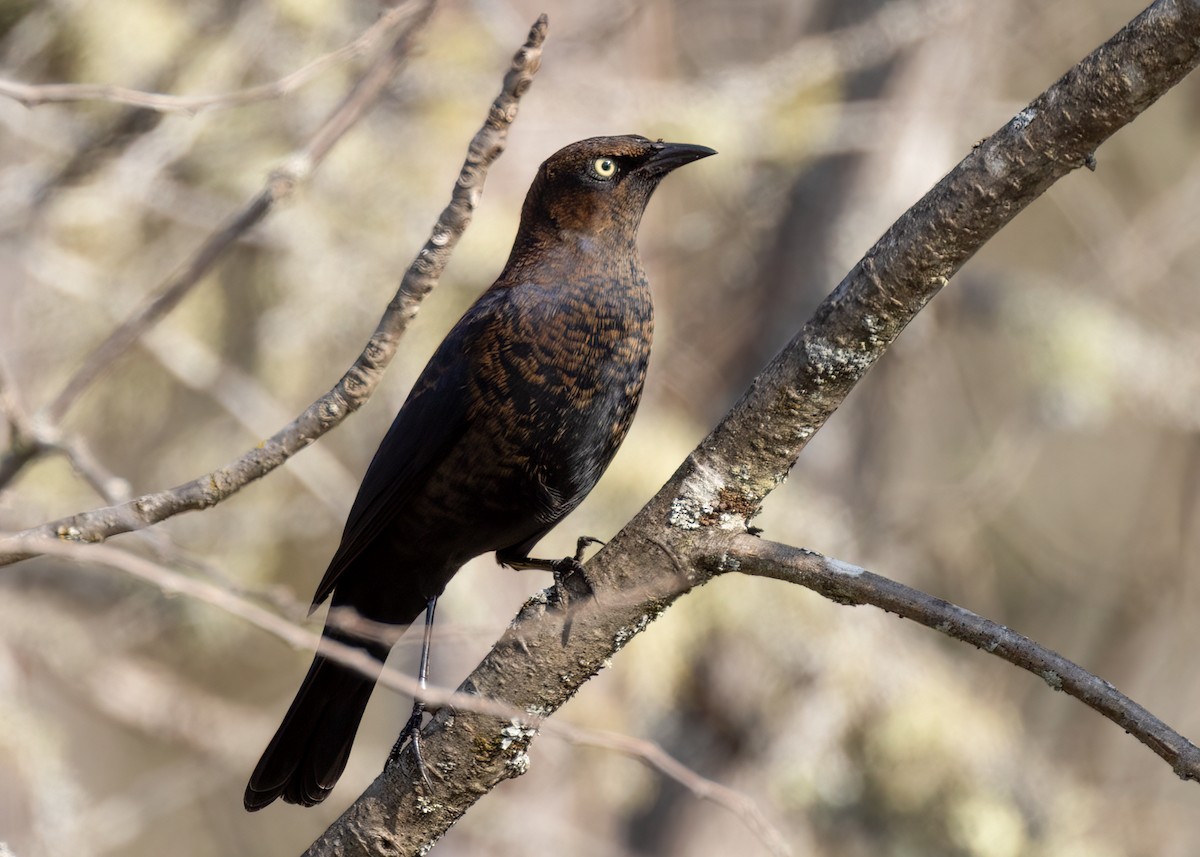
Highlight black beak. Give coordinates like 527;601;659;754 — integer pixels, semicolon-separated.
638;141;717;177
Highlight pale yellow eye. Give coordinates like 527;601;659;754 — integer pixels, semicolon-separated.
592;157;617;179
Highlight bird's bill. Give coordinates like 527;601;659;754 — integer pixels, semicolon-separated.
638;141;717;177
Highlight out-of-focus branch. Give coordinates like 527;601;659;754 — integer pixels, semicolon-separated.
556;722;792;857
709;532;1200;782
0;355;130;501
18;244;359;512
299;3;1200;853
0;0;436;490
0;4;423;115
696;0;968;107
12;535;789;856
0;357;38;484
0;14;549;566
43;0;434;424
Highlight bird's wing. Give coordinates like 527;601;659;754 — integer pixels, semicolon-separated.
310;294;504;607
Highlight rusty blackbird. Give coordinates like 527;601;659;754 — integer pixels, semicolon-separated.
244;135;715;810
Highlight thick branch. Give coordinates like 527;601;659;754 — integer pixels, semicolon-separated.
711;533;1200;783
678;0;1200;524
304;2;1200;853
19;534;787;855
0;14;549;565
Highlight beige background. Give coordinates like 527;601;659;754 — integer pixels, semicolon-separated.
2;0;1199;854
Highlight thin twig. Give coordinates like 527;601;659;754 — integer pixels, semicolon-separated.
48;434;132;504
0;355;130;502
0;5;422;116
18;244;359;512
712;532;1200;783
0;13;548;566
0;356;39;482
556;722;793;857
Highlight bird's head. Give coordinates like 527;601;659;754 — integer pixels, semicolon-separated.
513;135;716;252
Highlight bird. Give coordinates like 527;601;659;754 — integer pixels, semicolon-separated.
244;134;715;811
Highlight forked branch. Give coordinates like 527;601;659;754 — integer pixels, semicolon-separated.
302;2;1200;853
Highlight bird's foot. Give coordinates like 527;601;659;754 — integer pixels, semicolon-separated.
498;536;604;645
388;701;434;790
552;536;604;604
498;535;604;606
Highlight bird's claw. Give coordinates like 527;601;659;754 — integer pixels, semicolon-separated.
390;704;434;790
574;535;605;562
499;535;605;607
552;542;603;608
409;731;434;791
551;537;606;645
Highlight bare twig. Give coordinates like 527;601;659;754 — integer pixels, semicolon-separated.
18;243;359;512
0;14;548;565
557;722;793;857
36;191;274;428
710;533;1200;783
0;354;130;502
0;356;38;482
46;434;132;504
0;5;423;116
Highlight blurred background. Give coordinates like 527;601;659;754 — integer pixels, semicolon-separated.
2;0;1200;854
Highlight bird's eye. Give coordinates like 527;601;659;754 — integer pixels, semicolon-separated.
591;157;618;179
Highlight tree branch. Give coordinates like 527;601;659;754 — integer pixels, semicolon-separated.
0;0;435;488
0;4;425;116
0;13;549;566
13;535;789;856
298;2;1200;852
6;0;1200;852
554;721;792;857
43;0;434;424
709;533;1200;782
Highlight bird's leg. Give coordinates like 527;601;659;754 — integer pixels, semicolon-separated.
388;595;437;790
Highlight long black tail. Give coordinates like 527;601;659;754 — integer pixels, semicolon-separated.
244;640;385;811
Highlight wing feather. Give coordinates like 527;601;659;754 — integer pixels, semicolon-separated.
310;293;506;605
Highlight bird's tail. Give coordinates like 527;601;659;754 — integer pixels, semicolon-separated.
243;638;386;811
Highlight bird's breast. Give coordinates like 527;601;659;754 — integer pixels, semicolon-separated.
466;273;653;519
